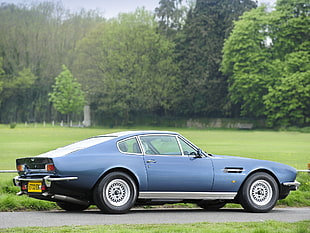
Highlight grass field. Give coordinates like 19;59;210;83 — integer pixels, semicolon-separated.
1;124;309;170
0;125;309;210
1;221;310;232
0;125;309;231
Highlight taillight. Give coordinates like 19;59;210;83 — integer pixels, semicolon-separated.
17;164;25;172
45;164;55;172
41;184;47;191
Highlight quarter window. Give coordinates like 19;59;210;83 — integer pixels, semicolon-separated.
118;137;141;154
179;138;197;156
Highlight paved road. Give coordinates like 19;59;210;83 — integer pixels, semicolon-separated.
0;207;309;229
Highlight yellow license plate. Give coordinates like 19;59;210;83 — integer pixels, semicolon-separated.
28;182;42;193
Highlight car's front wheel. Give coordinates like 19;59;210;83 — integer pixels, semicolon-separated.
239;172;279;213
93;171;137;214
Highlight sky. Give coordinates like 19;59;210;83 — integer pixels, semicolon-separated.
1;0;277;19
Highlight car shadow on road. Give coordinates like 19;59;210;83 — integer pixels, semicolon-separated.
49;207;253;215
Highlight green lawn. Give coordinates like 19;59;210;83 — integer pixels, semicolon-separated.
1;124;309;170
0;124;309;212
1;221;310;232
0;125;309;231
180;129;310;170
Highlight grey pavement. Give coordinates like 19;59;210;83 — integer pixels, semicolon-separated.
0;207;309;229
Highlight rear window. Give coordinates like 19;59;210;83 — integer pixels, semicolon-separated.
37;136;115;158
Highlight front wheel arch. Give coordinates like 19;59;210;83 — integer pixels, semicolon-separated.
238;171;280;213
239;169;280;192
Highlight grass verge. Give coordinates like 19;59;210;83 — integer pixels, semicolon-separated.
1;221;309;232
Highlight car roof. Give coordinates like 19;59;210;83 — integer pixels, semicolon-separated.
36;131;180;158
98;130;179;139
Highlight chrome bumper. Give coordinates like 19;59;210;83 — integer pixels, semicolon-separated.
282;180;300;190
13;175;78;187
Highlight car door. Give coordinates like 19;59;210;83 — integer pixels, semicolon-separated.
140;134;214;192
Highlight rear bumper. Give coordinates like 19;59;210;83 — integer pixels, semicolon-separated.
13;175;78;195
14;175;78;186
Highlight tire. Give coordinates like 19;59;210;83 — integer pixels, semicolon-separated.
197;200;226;211
239;172;279;213
57;201;90;212
93;171;137;214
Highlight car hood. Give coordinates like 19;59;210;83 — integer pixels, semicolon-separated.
210;154;297;182
210;154;290;167
211;154;258;160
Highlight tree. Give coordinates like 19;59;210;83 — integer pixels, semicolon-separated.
264;52;310;127
221;0;310;127
175;0;257;117
0;57;4;98
75;9;178;125
0;61;37;122
0;2;103;123
49;65;85;125
155;0;189;37
221;7;273;117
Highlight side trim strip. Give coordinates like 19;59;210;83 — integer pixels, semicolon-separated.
138;192;237;200
223;167;244;173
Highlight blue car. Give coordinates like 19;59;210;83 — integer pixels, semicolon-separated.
14;131;299;213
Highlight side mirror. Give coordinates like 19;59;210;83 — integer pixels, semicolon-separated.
195;149;204;158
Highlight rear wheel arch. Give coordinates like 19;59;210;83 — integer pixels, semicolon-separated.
91;168;140;205
93;169;139;213
93;168;140;192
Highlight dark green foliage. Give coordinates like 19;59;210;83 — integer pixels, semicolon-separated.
0;2;103;123
175;0;256;117
264;52;310;127
74;9;178;125
0;0;309;128
221;7;273;117
221;0;310;127
155;0;188;37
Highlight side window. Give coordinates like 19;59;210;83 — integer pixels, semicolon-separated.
118;137;141;154
179;138;197;156
140;135;181;156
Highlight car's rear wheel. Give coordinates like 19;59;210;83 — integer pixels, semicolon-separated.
56;201;90;212
239;172;279;213
93;171;137;214
197;200;226;211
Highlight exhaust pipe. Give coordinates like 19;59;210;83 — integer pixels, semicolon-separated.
51;194;89;206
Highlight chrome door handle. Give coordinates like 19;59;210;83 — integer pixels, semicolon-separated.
146;159;157;163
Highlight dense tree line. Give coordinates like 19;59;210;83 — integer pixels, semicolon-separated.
174;0;257;117
222;0;310;127
0;0;308;127
0;2;103;123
